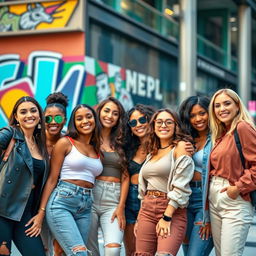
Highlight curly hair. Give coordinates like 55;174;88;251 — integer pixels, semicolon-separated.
97;97;127;172
148;108;193;155
45;92;68;117
124;104;156;162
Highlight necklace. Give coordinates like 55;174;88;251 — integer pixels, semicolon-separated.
159;144;171;150
25;136;36;151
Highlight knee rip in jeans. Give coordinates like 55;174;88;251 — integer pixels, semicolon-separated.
0;241;10;255
105;244;121;255
71;245;88;254
155;253;173;256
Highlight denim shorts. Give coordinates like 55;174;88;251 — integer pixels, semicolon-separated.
125;184;141;224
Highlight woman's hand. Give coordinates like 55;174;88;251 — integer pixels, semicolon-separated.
25;211;45;237
220;185;240;200
111;206;126;230
156;218;171;238
199;223;211;240
184;142;195;156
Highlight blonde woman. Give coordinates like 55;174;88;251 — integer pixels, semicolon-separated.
208;88;256;256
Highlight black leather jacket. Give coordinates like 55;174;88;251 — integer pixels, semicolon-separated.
0;126;49;221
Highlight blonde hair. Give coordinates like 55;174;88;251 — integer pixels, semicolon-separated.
209;88;255;144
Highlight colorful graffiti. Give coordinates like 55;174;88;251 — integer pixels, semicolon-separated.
0;0;78;32
0;51;85;127
0;51;163;127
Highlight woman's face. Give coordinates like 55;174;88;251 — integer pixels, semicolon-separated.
15;101;40;131
214;93;239;126
45;106;65;136
75;107;95;135
189;104;209;133
99;101;119;129
129;110;149;138
154;111;175;140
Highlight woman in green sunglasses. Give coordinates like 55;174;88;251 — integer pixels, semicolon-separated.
41;92;68;256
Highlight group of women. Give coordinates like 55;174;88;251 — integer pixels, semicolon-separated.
0;88;256;256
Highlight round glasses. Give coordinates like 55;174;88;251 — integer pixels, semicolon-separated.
154;119;175;127
128;116;147;127
45;115;64;124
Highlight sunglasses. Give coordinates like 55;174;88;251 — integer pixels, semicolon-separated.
154;119;175;127
128;116;147;127
45;115;64;124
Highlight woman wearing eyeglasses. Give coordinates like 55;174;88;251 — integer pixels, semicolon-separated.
41;92;68;256
124;104;155;256
135;109;194;255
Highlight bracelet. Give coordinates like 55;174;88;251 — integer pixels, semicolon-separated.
162;214;172;222
39;207;46;212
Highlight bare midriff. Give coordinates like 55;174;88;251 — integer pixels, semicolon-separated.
131;174;139;185
192;171;201;181
63;179;94;188
96;176;121;183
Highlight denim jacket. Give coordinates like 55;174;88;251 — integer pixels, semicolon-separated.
199;134;212;225
0;126;49;221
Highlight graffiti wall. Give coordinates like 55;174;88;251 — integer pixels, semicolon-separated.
0;51;163;127
0;0;82;35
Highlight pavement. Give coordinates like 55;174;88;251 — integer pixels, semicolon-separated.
11;212;256;255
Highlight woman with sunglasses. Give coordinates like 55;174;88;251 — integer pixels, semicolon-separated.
124;104;155;256
135;109;194;255
87;97;129;256
31;104;103;256
179;96;214;256
0;96;48;256
41;92;68;256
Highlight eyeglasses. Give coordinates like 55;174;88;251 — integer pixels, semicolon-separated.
154;119;175;127
45;115;64;124
128;116;147;127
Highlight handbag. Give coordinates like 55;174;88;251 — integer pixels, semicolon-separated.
0;138;16;171
234;128;256;207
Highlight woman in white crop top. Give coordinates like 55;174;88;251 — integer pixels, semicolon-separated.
32;104;103;256
135;109;194;255
87;97;129;256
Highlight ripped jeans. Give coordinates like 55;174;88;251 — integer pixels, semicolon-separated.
46;181;93;256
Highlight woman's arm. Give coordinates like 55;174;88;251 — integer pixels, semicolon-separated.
25;137;71;237
111;170;130;230
168;141;194;209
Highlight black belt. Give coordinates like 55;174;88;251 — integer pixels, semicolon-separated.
190;180;202;188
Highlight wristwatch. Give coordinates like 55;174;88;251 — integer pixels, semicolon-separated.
162;214;172;222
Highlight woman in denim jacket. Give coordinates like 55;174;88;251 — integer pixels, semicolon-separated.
179;96;214;256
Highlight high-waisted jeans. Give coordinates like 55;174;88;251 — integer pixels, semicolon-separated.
87;179;124;256
46;180;93;256
209;176;254;256
182;186;214;256
135;194;187;256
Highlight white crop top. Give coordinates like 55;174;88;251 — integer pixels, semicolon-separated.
60;137;103;184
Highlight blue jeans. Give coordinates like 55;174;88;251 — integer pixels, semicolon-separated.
182;186;214;256
125;184;141;224
46;181;93;256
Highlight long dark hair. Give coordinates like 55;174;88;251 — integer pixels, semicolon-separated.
66;104;101;154
97;97;127;172
149;108;193;155
179;96;210;138
9;96;48;160
125;104;155;162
